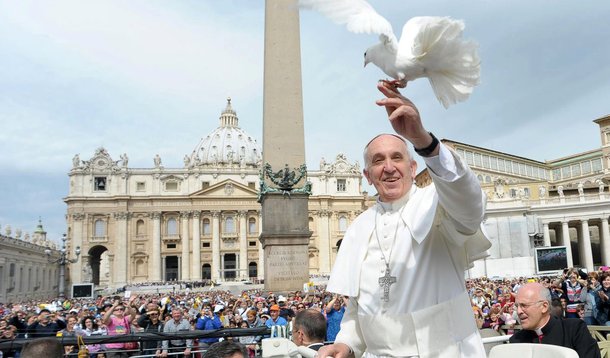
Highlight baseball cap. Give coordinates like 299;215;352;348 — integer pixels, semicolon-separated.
269;304;280;311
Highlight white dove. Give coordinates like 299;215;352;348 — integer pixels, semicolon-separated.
299;0;481;108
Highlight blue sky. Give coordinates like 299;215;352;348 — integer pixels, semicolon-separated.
1;0;609;243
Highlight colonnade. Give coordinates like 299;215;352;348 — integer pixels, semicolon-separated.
149;210;262;282
542;216;610;271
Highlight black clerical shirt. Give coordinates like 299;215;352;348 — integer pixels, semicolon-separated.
509;316;600;358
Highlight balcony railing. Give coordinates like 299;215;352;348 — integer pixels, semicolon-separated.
134;234;148;241
162;234;181;243
90;236;108;243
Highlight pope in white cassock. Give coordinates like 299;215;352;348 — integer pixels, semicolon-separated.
317;81;491;358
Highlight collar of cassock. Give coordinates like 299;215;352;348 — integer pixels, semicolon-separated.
375;185;437;245
539;315;556;336
377;185;415;213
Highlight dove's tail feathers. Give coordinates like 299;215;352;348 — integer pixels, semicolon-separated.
428;69;478;109
426;38;481;108
400;16;481;108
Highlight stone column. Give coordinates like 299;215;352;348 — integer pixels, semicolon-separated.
151;212;162;281
601;218;610;266
211;211;221;281
192;212;201;280
71;213;85;283
257;212;264;280
81;255;91;283
161;256;166;281
561;221;574;268
107;254;115;287
220;255;225;280
317;210;331;273
113;212;129;286
260;0;311;291
542;222;551;247
180;211;191;281
238;211;248;279
580;220;594;271
178;256;182;281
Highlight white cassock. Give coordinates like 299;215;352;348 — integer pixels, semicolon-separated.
328;143;491;358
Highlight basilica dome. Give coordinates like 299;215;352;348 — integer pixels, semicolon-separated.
188;98;261;168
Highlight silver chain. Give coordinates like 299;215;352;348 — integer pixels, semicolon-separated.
373;204;405;272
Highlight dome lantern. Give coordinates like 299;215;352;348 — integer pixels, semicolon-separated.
188;98;261;168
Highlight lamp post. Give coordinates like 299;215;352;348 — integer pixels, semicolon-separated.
45;234;80;298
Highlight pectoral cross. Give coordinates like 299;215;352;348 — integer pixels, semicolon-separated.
378;265;396;302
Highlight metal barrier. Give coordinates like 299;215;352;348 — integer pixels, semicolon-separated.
5;325;608;357
130;347;208;358
0;326;269;351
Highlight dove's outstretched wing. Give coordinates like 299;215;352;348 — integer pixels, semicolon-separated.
397;17;481;108
299;0;397;51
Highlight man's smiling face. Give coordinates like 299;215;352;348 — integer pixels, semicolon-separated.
363;134;417;203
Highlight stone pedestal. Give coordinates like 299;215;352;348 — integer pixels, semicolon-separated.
260;194;311;291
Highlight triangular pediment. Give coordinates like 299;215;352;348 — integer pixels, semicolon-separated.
160;174;184;182
190;179;258;197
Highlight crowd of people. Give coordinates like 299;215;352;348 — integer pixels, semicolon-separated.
0;284;345;357
467;266;610;333
2;267;608;357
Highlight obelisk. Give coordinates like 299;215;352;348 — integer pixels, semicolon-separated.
260;0;311;291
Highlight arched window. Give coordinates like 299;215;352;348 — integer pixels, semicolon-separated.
202;218;211;235
309;217;314;231
248;218;257;234
167;218;178;235
94;220;106;237
136;220;145;235
338;216;348;232
225;216;235;233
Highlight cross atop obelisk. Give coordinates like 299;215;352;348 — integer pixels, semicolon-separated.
260;0;311;291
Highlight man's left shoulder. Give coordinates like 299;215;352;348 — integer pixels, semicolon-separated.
563;317;588;329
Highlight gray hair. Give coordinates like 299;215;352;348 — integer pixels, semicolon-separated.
362;133;412;168
539;284;552;305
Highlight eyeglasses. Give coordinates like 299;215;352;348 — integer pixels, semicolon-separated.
149;313;159;316
297;306;305;309
514;300;545;310
114;308;125;311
